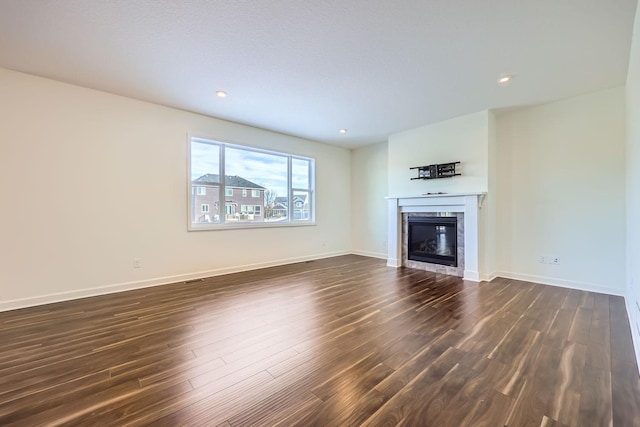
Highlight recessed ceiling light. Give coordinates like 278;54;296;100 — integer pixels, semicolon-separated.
216;90;228;98
497;75;513;85
339;129;347;134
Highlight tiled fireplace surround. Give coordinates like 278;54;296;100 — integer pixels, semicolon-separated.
403;212;465;277
387;194;485;282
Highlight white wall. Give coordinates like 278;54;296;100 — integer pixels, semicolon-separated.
482;111;498;279
626;4;640;365
351;141;388;258
388;111;490;197
495;87;627;295
0;69;352;310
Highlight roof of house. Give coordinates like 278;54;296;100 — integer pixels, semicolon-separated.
193;174;265;189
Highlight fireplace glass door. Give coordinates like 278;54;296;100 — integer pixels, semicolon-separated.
408;217;457;266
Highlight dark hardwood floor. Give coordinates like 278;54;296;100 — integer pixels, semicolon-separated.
1;255;639;426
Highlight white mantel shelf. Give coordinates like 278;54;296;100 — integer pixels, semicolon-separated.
386;192;487;207
386;193;486;282
386;192;486;199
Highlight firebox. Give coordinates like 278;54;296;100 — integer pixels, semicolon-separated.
407;216;457;267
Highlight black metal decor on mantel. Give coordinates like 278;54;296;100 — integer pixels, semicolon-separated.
410;161;461;180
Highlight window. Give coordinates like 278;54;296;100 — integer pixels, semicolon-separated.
189;137;314;229
292;158;312;220
201;204;209;213
241;205;262;215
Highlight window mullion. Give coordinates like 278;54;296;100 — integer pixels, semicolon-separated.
288;156;293;222
309;160;314;221
219;143;225;225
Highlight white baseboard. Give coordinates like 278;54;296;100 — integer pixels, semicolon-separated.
387;258;400;268
463;270;480;282
0;250;350;313
494;270;625;297
480;271;499;282
351;250;387;260
625;296;640;376
5;256;626;314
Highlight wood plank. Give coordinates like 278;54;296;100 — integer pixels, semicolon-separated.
461;389;512;427
610;296;636;363
577;365;612;427
585;293;611;370
611;358;640;426
546;341;587;426
568;307;592;345
361;346;465;426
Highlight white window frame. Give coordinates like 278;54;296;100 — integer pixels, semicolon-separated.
188;136;315;230
240;205;262;215
225;188;233;197
196;186;206;195
201;204;209;213
251;189;260;198
290;157;314;222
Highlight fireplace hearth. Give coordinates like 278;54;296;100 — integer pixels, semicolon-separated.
407;217;458;267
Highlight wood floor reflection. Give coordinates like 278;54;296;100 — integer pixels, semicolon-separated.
1;255;639;426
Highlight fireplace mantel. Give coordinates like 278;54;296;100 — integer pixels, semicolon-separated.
386;193;486;282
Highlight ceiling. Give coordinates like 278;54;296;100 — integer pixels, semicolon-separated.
0;0;637;148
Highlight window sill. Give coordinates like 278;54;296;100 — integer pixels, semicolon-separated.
188;221;316;232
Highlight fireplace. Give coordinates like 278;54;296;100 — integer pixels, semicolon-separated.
387;194;484;281
407;217;458;266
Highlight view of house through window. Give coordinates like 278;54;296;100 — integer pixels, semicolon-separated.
189;137;314;228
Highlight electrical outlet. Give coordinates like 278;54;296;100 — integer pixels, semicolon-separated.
539;255;559;265
133;258;142;268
